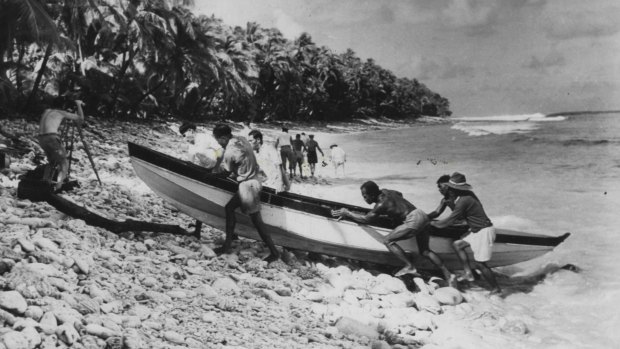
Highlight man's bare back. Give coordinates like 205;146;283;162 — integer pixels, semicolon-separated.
371;189;416;225
39;105;83;134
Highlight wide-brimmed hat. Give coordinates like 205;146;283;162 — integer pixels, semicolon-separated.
445;172;473;191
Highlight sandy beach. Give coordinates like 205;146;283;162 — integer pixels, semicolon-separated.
0;117;542;349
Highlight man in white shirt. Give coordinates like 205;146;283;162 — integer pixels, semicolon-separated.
329;144;346;177
249;130;290;193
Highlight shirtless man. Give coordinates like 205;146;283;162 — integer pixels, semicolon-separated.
305;134;324;177
331;181;455;283
38;98;85;190
291;134;307;178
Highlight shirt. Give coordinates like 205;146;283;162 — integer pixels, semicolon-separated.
432;195;492;232
255;143;285;190
276;132;292;148
330;146;346;164
221;136;262;182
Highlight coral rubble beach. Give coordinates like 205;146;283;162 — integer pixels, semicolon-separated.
0;118;528;349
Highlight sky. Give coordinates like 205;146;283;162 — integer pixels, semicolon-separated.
194;0;620;117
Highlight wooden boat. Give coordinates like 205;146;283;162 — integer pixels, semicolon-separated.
128;142;570;270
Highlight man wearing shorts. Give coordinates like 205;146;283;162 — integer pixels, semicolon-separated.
431;172;501;294
213;124;280;262
291;134;306;178
38;98;85;190
305;134;324;177
275;127;294;179
331;181;455;284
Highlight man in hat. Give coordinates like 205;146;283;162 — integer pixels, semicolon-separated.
331;181;455;284
431;172;501;294
212;124;280;262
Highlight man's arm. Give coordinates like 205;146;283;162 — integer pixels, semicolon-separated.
317;144;324;156
331;203;383;224
431;199;465;228
427;199;449;219
63;100;85;124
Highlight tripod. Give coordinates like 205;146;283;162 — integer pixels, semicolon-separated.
59;121;102;186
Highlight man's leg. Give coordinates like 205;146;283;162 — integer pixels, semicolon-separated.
418;231;455;286
214;193;241;254
192;220;202;239
250;212;280;263
452;240;475;281
383;226;418;276
474;261;501;294
280;148;288;172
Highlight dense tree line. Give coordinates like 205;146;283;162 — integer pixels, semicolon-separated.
0;0;451;123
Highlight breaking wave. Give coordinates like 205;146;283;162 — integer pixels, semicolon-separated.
450;113;566;136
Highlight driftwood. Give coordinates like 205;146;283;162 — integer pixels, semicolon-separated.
17;167;190;236
46;193;190;235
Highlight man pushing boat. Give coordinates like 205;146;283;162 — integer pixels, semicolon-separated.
212;124;280;262
331;181;455;285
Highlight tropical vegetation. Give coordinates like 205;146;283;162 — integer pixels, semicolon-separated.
0;0;451;123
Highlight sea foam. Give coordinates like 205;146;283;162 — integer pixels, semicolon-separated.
450;113;566;136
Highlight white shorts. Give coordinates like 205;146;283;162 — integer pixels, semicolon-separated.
238;179;262;214
463;226;496;262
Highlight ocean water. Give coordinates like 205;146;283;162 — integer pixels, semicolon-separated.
311;112;620;348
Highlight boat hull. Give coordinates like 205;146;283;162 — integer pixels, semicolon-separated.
129;142;569;270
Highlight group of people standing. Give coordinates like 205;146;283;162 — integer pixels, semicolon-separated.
276;127;321;179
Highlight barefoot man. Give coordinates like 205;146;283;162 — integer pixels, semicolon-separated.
212;124;280;262
37;98;85;190
331;181;455;283
430;172;501;294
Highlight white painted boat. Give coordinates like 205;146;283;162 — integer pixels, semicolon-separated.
128;142;569;270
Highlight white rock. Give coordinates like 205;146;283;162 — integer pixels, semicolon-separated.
38;334;58;349
2;331;29;349
369;274;407;295
11;318;39;331
56;323;80;345
21;263;59;277
211;277;240;295
0;291;27;314
85;324;120;339
123;328;144;349
335;317;379;339
163;331;185;344
24;307;43;321
20;327;40;349
15;239;35;253
194;284;218;298
140;277;157;287
414;293;442;314
199;246;216;259
33;238;59;253
433;287;463;305
201;312;217;323
38;312;57;335
72;257;90;274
